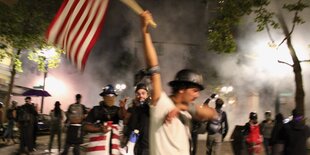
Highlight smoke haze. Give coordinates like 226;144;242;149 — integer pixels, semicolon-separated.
11;0;310;140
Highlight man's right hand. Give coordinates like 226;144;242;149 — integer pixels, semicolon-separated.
140;11;154;33
100;125;111;133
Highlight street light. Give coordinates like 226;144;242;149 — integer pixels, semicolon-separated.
38;47;56;113
115;83;127;92
220;85;235;106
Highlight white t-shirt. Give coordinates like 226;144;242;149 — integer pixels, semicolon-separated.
150;92;191;155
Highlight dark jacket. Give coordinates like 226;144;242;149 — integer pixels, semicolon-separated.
280;119;310;155
207;109;229;138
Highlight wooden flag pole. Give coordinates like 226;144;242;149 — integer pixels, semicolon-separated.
120;0;157;28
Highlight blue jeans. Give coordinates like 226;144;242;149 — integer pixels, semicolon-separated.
3;120;15;139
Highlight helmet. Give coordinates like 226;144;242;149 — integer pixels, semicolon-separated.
100;84;118;96
135;83;149;92
249;112;258;120
168;69;204;90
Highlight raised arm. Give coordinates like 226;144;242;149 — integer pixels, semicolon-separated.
141;11;161;106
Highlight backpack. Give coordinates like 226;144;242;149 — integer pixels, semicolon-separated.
17;107;32;123
67;104;84;124
207;110;223;134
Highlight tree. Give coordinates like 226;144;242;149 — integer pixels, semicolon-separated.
207;0;309;115
0;0;63;110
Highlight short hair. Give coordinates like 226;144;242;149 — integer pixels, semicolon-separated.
215;98;224;109
292;109;302;118
25;96;31;100
135;83;149;92
265;111;272;116
76;94;82;100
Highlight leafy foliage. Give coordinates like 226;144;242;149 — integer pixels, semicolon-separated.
207;0;309;53
0;0;62;72
28;46;64;72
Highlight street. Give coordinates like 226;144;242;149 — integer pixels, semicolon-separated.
1;134;309;155
0;134;237;155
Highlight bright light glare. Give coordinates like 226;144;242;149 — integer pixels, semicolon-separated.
115;83;127;91
249;39;309;76
228;99;235;104
221;86;233;94
35;76;67;95
249;41;290;75
40;47;57;59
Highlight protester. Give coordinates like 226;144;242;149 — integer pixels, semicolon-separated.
32;102;39;150
62;94;87;155
270;113;284;155
123;83;150;155
259;111;274;155
3;100;18;144
140;11;216;155
84;84;127;155
16;97;38;154
48;101;65;153
280;109;310;155
243;112;263;155
191;93;218;155
0;102;4;138
206;98;229;155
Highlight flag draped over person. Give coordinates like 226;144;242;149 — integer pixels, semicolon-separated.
46;0;110;71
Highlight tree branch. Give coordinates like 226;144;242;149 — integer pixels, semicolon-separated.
278;1;301;48
266;22;275;44
299;60;310;63
278;60;293;67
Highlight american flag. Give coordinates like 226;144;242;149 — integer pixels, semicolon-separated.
46;0;110;71
86;124;121;155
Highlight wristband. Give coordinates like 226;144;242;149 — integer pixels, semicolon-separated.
145;66;160;76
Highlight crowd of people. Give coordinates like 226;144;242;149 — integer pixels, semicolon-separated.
0;10;309;155
242;110;310;155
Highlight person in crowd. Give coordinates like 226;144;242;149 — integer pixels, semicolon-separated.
32;102;39;150
16;97;38;154
84;84;127;155
259;111;274;155
0;102;4;139
270;113;284;155
140;11;217;155
206;98;229;155
191;93;218;155
3;100;18;144
243;112;263;155
280;109;310;155
62;94;87;155
48;101;65;153
123;83;150;155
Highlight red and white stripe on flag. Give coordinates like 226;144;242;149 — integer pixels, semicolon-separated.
86;124;121;155
46;0;110;71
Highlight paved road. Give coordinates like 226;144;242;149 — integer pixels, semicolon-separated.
2;134;309;155
0;134;237;155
